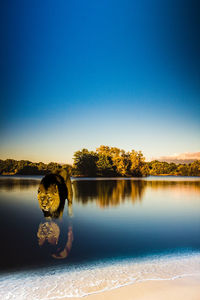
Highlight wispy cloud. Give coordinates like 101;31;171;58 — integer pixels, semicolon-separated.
152;152;200;164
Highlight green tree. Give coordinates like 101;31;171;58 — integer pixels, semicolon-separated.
96;154;114;176
140;163;150;176
73;149;98;176
188;161;200;176
112;152;130;176
129;150;145;176
176;164;189;176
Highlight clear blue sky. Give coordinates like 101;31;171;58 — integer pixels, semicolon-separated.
1;0;200;163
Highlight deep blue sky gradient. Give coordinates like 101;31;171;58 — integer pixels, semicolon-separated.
1;0;200;163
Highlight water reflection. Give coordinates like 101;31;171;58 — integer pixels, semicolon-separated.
0;176;199;271
0;178;39;191
73;179;200;207
37;171;73;259
147;180;200;192
73;180;146;207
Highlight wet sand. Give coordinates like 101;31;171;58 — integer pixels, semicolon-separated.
1;253;200;300
66;275;200;300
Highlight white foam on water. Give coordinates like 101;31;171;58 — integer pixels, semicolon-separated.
1;252;200;300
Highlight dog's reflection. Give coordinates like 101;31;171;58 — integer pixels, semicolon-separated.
37;169;73;259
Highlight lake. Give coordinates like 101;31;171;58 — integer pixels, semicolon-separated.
0;176;200;298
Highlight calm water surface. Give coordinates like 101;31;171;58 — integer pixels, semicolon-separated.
0;176;200;273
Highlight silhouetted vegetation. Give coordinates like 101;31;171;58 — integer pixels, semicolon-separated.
148;160;200;176
73;146;149;177
0;159;72;176
0;146;200;176
73;146;200;177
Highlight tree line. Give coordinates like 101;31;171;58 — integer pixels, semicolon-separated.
73;146;200;177
0;146;200;176
73;146;148;177
0;159;72;176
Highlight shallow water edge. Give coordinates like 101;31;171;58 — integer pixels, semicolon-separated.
0;251;200;299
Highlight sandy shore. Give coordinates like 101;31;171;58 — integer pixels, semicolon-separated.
66;275;200;300
1;253;200;299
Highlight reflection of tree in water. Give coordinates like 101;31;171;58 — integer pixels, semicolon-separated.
37;170;73;259
146;180;200;188
0;178;39;191
73;180;147;208
146;180;200;195
73;179;200;208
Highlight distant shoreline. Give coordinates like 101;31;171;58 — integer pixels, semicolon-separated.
1;155;200;177
0;174;200;179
